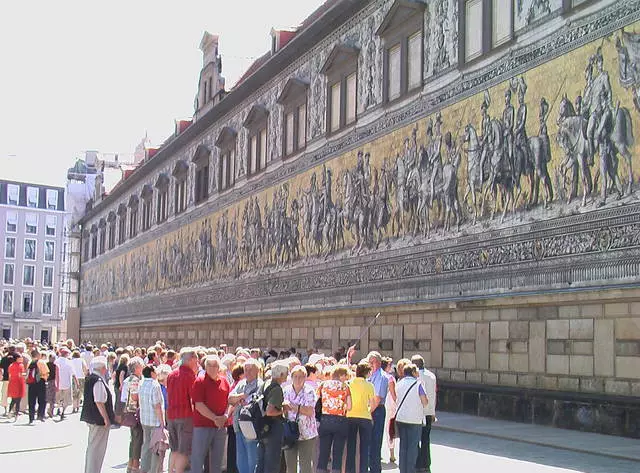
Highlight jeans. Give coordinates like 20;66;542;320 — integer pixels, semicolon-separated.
284;437;317;473
397;422;421;473
346;417;372;473
141;425;162;473
28;381;46;422
415;416;433;472
317;414;348;473
369;405;386;473
191;426;227;473
227;425;238;473
256;420;284;473
235;428;258;473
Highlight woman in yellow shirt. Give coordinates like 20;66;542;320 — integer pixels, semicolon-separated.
346;361;376;473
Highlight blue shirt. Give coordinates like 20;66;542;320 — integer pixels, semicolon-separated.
367;368;388;402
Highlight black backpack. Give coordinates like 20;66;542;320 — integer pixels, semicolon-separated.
238;382;275;441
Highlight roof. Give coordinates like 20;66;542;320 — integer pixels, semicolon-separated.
233;0;342;88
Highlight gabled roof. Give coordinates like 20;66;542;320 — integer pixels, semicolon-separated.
128;194;139;208
376;0;426;37
276;78;310;105
141;184;154;198
192;144;212;163
172;159;189;177
243;104;269;128
107;211;117;222
215;127;238;148
155;173;170;189
320;44;360;74
117;203;127;216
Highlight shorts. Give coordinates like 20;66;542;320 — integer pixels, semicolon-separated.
57;388;72;406
168;418;193;456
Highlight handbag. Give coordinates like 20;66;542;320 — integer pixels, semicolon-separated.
283;393;302;449
121;378;140;427
389;380;418;439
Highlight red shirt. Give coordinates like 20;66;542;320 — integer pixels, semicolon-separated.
191;373;230;428
166;365;196;420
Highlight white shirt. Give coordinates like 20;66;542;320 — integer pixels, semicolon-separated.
394;377;425;425
93;377;108;403
81;351;93;368
418;368;437;416
55;357;75;390
71;358;87;379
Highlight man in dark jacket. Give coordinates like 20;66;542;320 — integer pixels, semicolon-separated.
80;355;115;473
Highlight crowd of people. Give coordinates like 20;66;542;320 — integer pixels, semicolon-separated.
0;339;437;473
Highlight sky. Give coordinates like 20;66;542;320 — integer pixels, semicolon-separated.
0;0;325;187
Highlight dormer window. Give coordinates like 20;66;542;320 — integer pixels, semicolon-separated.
82;230;90;262
141;185;153;231
321;45;359;134
215;128;237;191
155;173;169;223
117;204;127;245
107;212;117;250
277;78;308;158
90;225;98;259
173;160;189;214
377;0;425;103
192;145;211;203
98;219;106;255
243;105;269;176
128;195;139;239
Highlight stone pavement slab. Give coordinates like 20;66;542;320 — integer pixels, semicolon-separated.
433;411;640;462
0;415;75;454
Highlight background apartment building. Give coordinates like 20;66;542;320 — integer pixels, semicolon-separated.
0;179;66;342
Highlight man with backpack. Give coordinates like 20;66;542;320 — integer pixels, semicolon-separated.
255;362;288;473
26;348;49;423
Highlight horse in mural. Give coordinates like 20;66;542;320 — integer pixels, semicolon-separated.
481;118;516;222
463;124;491;223
557;95;594;206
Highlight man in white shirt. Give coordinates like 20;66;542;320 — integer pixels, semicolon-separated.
81;344;94;368
55;347;77;419
411;354;437;473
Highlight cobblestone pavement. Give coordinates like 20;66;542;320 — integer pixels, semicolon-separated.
1;412;639;473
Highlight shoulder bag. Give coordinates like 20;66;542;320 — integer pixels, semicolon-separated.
283;404;301;449
388;380;418;440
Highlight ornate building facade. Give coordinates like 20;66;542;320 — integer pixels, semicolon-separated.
79;0;640;436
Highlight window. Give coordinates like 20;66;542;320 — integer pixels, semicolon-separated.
5;237;16;259
192;144;212;202
377;1;424;102
277;78;309;158
83;232;90;262
45;215;56;236
173;160;189;214
107;216;116;250
175;178;187;214
142;197;152;231
91;229;98;259
6;211;17;233
24;239;36;260
43;267;54;288
118;211;127;245
321;45;359;134
7;184;19;205
99;223;106;254
46;189;58;210
23;265;35;286
129;205;138;238
25;213;37;234
42;293;52;315
4;264;14;285
27;187;39;208
243;106;269;177
156;188;168;223
44;241;55;262
215;129;237;192
2;290;13;313
460;0;513;63
22;292;34;313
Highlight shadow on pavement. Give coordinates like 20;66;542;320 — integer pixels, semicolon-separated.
432;429;640;473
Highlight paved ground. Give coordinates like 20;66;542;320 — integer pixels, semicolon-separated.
1;410;639;473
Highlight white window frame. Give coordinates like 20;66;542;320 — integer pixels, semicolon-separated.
24;238;36;261
7;184;19;206
46;189;58;210
6;211;17;233
25;213;38;234
23;265;35;287
43;266;54;288
2;290;13;314
3;263;14;286
27;187;39;208
45;215;57;236
42;292;53;315
5;237;16;259
22;291;34;313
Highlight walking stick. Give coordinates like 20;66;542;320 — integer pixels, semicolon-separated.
350;312;381;354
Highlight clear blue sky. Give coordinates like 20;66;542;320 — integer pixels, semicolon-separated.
0;0;324;187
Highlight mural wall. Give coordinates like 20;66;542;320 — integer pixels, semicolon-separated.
81;21;640;307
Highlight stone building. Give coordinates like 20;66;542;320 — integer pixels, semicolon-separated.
78;0;640;436
0;180;66;341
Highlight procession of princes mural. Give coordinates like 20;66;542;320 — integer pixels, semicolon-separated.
82;27;640;306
